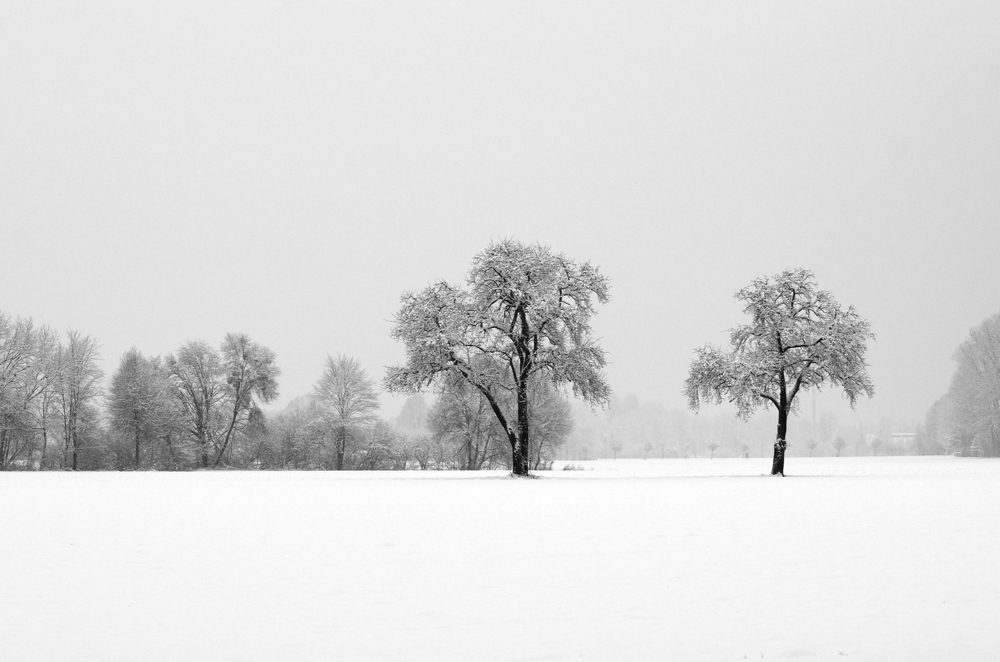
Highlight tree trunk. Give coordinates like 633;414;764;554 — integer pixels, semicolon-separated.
511;436;529;475
39;424;48;470
511;371;530;477
63;423;69;469
335;428;345;470
771;407;788;476
214;404;242;468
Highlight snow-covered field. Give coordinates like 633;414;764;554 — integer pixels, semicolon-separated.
3;457;999;661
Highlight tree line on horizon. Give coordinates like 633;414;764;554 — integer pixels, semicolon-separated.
916;311;1000;457
0;320;574;471
2;239;902;475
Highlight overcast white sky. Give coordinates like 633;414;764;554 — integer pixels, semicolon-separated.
2;1;999;424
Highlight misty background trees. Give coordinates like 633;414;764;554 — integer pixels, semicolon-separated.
0;294;959;472
916;312;1000;457
4;256;994;472
0;315;103;471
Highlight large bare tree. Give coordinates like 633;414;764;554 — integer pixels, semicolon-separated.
685;269;874;475
385;240;609;476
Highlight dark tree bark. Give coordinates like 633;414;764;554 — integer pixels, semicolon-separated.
39;425;48;469
133;408;142;468
199;433;210;468
335;428;346;470
511;356;531;477
771;407;788;476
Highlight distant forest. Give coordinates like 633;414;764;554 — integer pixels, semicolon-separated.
918;311;1000;457
1;306;991;471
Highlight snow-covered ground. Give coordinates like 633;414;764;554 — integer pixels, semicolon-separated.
3;457;999;661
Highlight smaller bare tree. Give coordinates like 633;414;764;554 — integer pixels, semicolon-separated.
832;436;847;457
314;355;380;470
685;269;874;476
610;440;623;460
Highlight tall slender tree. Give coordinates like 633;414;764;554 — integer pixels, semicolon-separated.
24;325;60;469
214;334;280;467
52;330;103;470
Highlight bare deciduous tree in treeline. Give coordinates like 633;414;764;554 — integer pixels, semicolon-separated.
164;335;280;469
1;314;105;470
526;378;573;470
314;354;380;470
215;334;280;467
0;314;53;468
610;440;623;459
427;374;573;470
108;349;183;469
429;377;508;470
947;313;1000;456
833;436;847;457
53;330;103;471
168;341;224;468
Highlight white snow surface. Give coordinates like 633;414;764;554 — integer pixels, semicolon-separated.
3;457;999;661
